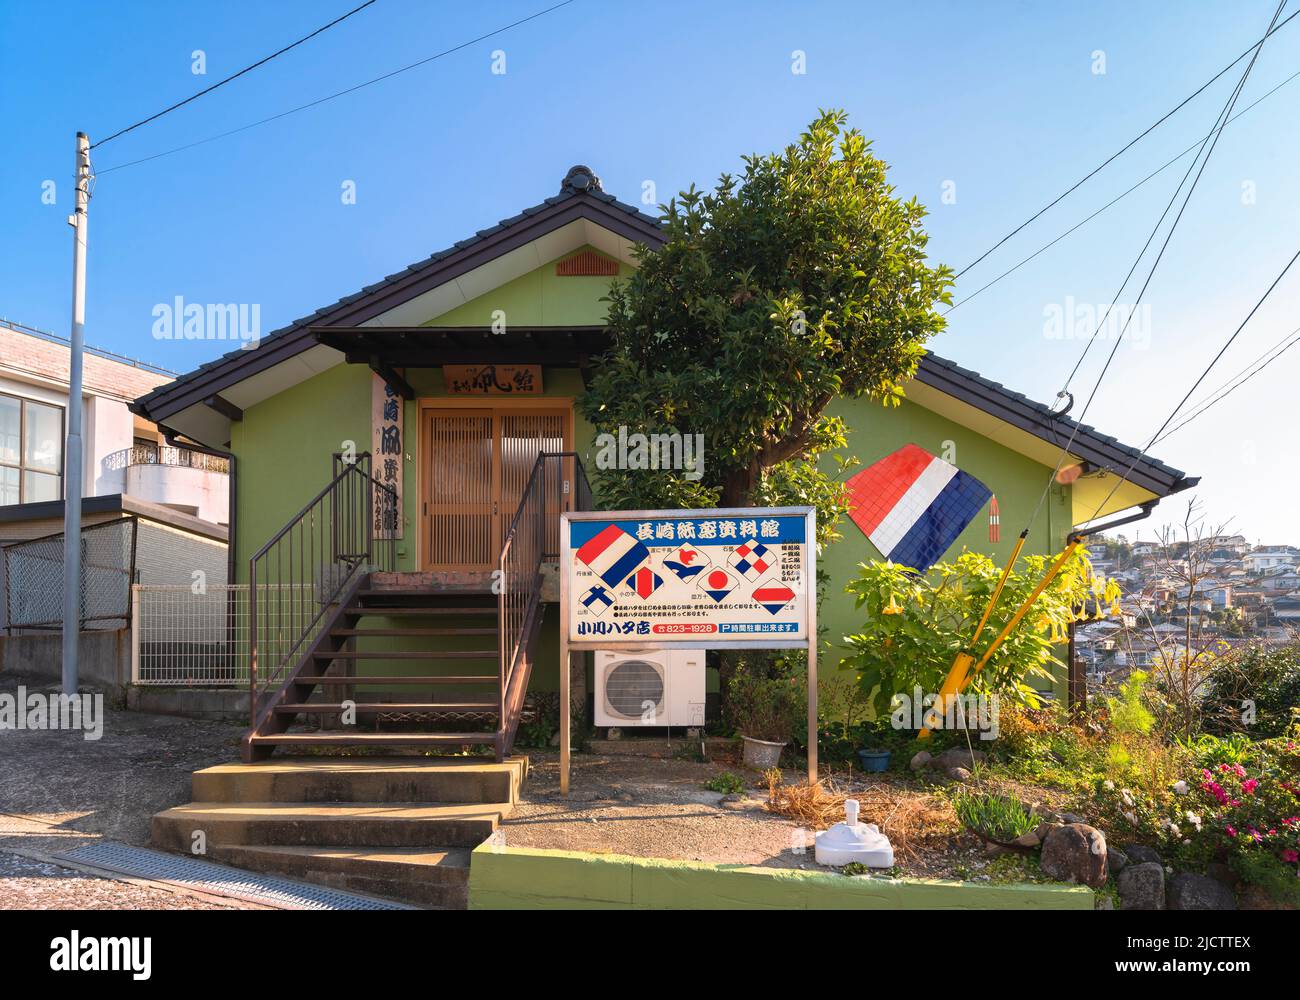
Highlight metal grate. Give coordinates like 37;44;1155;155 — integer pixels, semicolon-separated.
4;517;136;630
604;659;665;719
56;842;412;910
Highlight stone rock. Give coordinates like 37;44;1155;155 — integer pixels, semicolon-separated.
1011;830;1041;849
1060;812;1087;826
931;747;987;771
1206;862;1240;889
1117;862;1166;910
1040;823;1109;888
1107;846;1129;875
946;766;972;782
1034;821;1063;842
1095;895;1114;910
1168;873;1236;911
1124;844;1162;866
909;750;933;771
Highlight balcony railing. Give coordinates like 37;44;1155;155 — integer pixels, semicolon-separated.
105;444;229;475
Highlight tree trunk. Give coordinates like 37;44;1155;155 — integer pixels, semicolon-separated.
721;463;759;507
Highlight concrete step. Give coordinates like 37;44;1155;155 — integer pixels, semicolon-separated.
208;844;472;909
152;801;508;850
191;756;527;805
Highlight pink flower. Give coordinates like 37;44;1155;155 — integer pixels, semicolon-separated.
1242;778;1259;795
1283;849;1299;863
1226;825;1237;838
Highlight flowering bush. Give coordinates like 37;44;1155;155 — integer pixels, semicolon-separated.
1191;738;1300;902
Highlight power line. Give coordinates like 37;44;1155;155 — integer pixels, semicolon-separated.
944;66;1300;316
1022;0;1285;535
1151;323;1300;446
96;0;577;175
91;1;379;149
954;6;1300;279
1083;242;1300;526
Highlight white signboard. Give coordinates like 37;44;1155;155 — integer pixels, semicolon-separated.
561;507;815;649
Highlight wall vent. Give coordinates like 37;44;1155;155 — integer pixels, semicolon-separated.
556;250;619;277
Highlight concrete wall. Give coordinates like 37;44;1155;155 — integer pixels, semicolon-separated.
126;463;228;524
468;844;1096;910
0;629;130;688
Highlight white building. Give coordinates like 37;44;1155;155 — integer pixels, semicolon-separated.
0;319;228;525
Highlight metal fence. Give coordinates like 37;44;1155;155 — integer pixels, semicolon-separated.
3;518;137;631
132;583;320;686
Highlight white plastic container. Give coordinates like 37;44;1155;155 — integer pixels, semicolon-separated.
815;798;895;868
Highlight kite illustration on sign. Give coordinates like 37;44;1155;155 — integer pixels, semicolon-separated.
575;524;650;588
699;567;738;603
663;543;710;582
581;584;615;616
844;444;992;574
625;566;664;600
752;584;796;615
728;539;778;581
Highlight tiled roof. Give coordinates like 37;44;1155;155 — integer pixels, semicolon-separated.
129;166;1192;495
0;324;173;402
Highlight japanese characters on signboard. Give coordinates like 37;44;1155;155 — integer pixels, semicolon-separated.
564;510;811;645
371;373;403;540
443;364;542;395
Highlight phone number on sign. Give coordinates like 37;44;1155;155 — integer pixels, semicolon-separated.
651;623;719;634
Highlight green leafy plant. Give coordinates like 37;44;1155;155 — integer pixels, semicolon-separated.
580;109;952;533
844;549;1120;718
951;790;1038;843
704;772;746;795
724;662;806;744
1201;643;1300;739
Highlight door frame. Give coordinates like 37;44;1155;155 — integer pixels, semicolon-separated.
416;396;574;573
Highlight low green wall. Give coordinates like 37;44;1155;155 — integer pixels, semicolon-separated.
468;844;1095;910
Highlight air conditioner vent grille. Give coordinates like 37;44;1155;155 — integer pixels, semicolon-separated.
604;659;664;719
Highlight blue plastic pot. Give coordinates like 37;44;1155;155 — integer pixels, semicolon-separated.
856;749;891;772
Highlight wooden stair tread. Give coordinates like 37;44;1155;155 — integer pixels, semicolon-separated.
330;627;497;637
247;733;498;746
296;675;498;685
344;606;497;616
274;702;499;712
311;649;497;659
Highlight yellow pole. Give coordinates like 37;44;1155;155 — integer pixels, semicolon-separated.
919;535;1078;739
919;532;1025;740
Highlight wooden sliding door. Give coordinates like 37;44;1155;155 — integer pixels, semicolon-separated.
420;401;571;571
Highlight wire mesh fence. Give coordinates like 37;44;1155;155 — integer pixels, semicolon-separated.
132;583;324;686
3;518;137;630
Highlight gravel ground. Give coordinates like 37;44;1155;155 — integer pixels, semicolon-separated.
0;850;240;910
503;750;816;866
0;670;258;909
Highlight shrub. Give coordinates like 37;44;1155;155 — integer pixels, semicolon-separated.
704;772;746;795
951;790;1038;842
1200;643;1300;739
725;660;806;744
844;549;1120;719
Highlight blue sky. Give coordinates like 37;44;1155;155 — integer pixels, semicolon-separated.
2;0;1298;542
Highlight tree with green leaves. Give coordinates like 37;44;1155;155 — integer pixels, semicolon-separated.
581;110;953;543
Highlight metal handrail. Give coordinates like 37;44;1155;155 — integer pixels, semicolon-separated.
497;452;591;743
247;453;398;725
104;444;230;474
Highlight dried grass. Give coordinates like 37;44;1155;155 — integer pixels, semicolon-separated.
763;768;959;862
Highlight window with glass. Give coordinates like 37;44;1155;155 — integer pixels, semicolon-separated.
0;393;64;505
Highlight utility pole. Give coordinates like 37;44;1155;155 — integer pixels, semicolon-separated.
62;131;90;695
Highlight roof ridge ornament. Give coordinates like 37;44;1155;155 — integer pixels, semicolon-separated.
561;165;602;194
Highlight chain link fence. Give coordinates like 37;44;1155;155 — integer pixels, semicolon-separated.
3;518;137;631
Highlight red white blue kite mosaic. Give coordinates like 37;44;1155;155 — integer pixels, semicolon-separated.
845;444;992;574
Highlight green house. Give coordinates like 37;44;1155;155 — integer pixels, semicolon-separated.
131;166;1196;760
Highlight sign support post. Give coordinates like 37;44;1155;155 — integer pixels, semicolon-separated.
559;506;817;794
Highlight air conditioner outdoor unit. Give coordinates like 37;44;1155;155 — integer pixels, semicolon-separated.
594;649;706;728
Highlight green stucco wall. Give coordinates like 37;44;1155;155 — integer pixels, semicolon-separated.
229;248;1074;699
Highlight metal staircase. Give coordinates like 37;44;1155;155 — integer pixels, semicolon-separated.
242;452;590;762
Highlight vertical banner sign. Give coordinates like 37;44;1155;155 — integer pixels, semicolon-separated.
563;509;812;645
371;373;403;539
